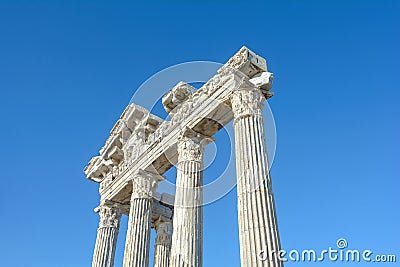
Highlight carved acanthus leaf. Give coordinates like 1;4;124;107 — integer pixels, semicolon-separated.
95;204;122;229
177;133;204;163
230;87;265;119
131;170;164;200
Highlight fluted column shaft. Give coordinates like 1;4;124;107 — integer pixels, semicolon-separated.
153;221;173;267
170;133;204;267
123;170;159;267
231;87;283;267
92;203;122;267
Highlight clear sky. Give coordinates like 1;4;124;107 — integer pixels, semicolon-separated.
0;1;399;266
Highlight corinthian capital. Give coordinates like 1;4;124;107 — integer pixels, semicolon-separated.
177;128;212;163
178;137;203;163
95;203;122;229
131;170;164;200
230;87;265;120
154;220;173;247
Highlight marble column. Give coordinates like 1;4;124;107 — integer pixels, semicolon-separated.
92;202;122;267
170;130;204;267
231;86;283;267
123;170;160;267
153;220;173;267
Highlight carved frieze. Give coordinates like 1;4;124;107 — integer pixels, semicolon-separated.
162;82;196;114
219;46;267;78
171;100;194;126
201;67;233;97
85;46;274;203
123;128;146;166
147;121;171;146
99;177;113;191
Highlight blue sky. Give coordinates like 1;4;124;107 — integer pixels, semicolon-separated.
0;1;399;266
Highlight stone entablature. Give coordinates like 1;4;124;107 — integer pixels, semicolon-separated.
84;46;273;203
84;104;163;185
85;46;282;267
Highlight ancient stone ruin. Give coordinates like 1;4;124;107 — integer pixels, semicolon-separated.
84;46;283;267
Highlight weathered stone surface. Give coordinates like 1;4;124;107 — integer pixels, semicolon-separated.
123;170;164;267
231;86;282;267
84;47;271;192
219;46;267;78
92;202;123;267
162;82;196;114
169;131;205;267
153;220;173;267
85;46;283;267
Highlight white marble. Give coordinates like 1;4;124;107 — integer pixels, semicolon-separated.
153;220;173;267
169;130;205;267
85;46;282;267
92;203;122;267
231;86;282;267
123;170;163;267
